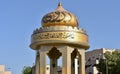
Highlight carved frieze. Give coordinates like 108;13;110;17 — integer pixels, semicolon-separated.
31;31;88;44
32;32;74;40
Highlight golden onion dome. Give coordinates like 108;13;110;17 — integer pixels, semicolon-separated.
41;2;78;27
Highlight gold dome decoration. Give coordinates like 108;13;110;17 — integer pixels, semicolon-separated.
41;2;78;27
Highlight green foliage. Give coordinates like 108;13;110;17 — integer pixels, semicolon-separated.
96;50;120;74
96;59;106;74
23;66;32;74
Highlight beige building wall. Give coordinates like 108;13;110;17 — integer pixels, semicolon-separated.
0;65;11;74
85;48;115;74
4;71;11;74
0;65;4;72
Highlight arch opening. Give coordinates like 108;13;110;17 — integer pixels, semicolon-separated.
47;47;62;74
71;49;81;74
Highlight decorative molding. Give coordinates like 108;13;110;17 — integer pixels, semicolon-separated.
33;26;86;35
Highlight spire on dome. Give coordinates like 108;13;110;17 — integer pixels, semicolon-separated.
55;2;65;11
58;2;62;6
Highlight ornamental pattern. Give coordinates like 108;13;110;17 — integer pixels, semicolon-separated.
42;11;72;23
32;32;75;40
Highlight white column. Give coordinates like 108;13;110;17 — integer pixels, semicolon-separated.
75;58;78;74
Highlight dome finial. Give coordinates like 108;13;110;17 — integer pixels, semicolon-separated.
58;2;62;6
55;2;64;11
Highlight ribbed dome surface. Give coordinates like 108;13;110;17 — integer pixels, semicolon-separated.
41;2;78;27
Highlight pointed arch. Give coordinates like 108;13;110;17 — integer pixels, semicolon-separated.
71;48;82;74
47;47;62;74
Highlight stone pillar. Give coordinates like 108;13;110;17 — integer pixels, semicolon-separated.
59;46;73;74
78;50;85;74
35;53;40;74
40;51;46;74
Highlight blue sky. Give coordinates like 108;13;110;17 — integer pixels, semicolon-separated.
0;0;120;74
